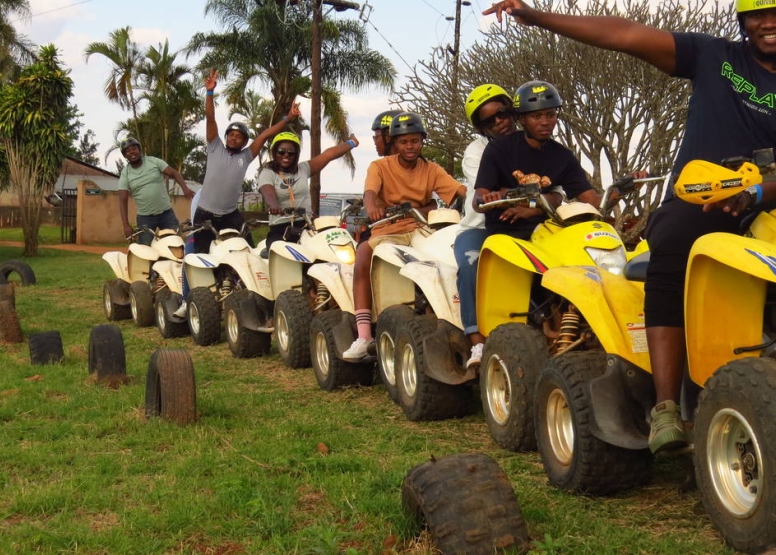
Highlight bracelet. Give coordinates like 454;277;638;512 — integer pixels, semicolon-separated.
346;139;357;149
282;115;289;123
206;90;214;96
754;183;764;205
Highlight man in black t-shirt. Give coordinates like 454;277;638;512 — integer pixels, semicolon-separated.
473;80;600;239
486;0;776;455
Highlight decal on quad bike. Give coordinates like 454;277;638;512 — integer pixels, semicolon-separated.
746;248;776;276
324;230;350;243
196;255;216;268
254;271;269;282
391;246;419;264
518;244;549;273
284;246;311;263
626;314;648;353
585;230;619;241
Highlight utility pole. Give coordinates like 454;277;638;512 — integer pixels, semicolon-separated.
309;0;359;216
446;0;467;175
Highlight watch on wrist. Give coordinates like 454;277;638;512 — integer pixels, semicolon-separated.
745;184;761;206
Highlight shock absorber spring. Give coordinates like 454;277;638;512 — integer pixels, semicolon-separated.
314;282;331;311
556;306;580;350
220;277;232;297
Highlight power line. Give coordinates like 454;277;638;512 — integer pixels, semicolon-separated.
419;0;446;17
10;0;94;24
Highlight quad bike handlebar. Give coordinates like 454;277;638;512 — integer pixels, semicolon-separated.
368;202;427;230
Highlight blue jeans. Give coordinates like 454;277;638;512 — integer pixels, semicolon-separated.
453;228;488;336
136;208;179;246
181;235;195;300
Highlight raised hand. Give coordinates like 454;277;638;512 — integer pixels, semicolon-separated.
204;68;218;92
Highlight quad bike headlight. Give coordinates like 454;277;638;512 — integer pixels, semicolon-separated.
169;246;185;260
330;243;356;265
585;246;627;275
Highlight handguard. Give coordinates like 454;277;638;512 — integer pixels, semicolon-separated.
674;160;762;205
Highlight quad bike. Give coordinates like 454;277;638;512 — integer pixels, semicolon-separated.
268;203;361;369
531;149;776;554
474;176;658;452
102;227;186;328
183;220;274;356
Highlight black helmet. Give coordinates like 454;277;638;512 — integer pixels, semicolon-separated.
371;110;402;131
120;137;142;156
389;112;427;138
224;121;250;141
514;81;563;114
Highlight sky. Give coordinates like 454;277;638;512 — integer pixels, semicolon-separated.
17;0;497;195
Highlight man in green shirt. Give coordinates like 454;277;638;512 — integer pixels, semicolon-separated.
117;137;195;245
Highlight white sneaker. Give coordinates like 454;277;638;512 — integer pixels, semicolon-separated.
173;301;188;318
466;343;484;369
343;338;372;360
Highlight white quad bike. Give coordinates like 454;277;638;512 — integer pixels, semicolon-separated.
307;201;465;407
268;203;361;369
183;220;274;356
102;227;186;328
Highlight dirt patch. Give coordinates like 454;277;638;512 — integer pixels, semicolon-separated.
0;241;120;255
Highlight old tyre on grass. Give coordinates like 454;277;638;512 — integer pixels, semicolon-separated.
693;357;776;554
88;324;127;386
0;260;36;285
480;323;547;452
224;289;271;358
29;331;65;365
154;289;189;339
187;287;221;346
402;452;530;555
310;310;373;391
375;304;414;404
275;289;311;368
535;351;652;495
0;300;23;343
103;279;131;321
145;348;197;425
0;283;15;308
395;315;472;421
129;280;154;327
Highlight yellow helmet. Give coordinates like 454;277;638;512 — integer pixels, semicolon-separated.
270;131;301;151
465;84;512;126
737;0;776;12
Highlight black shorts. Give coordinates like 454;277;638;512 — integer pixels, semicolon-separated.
193;208;254;253
643;199;744;327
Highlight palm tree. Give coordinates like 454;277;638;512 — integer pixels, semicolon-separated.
0;0;35;83
186;0;396;173
84;26;142;134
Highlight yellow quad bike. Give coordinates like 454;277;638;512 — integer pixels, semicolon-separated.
533;150;776;554
475;176;656;452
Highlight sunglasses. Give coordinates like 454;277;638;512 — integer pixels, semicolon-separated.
479;107;513;129
276;148;298;157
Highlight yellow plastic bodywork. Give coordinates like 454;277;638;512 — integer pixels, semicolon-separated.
685;231;776;386
541;266;651;372
476;219;626;336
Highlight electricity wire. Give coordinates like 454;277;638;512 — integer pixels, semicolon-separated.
10;0;94;24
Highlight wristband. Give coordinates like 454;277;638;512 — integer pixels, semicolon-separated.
206;90;214;96
282;115;290;123
755;183;764;205
347;139;357;149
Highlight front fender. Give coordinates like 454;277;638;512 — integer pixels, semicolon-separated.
308;262;355;314
541;266;650;372
399;261;461;327
152;260;183;295
371;244;418;314
183;252;217;290
221;251;272;300
102;251;129;282
127;243;158;282
685;232;776;386
269;240;314;297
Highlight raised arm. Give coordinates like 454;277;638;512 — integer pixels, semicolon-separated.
204;69;218;143
485;0;676;75
308;134;359;176
249;102;301;159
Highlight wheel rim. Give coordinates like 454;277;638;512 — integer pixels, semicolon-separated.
399;343;418;397
378;331;396;386
276;310;289;352
189;303;201;335
706;408;762;518
130;291;138;321
314;330;329;378
103;287;113;316
226;308;239;343
156;302;166;332
545;387;574;466
484;354;512;426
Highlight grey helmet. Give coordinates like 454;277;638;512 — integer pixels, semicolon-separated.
389;112;427;138
119;136;142;156
514;81;563;114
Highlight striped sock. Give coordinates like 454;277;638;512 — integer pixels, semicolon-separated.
355;309;372;341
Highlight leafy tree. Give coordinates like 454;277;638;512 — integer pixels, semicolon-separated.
0;0;34;83
185;0;396;174
0;45;73;255
394;0;734;239
75;129;100;166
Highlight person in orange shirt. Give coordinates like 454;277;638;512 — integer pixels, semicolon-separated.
343;112;466;360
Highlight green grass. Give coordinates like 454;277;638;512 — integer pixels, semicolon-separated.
0;244;738;555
